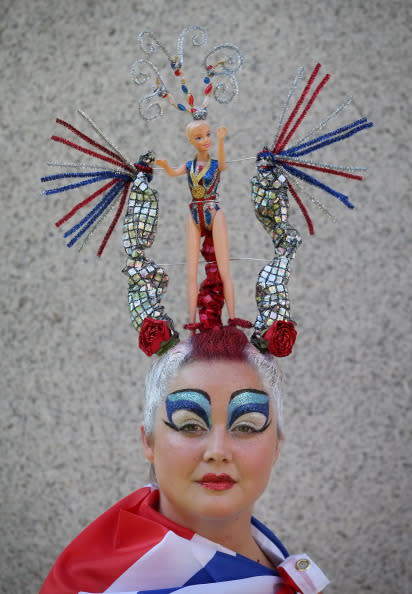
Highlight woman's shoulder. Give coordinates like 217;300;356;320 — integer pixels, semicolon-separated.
39;486;157;594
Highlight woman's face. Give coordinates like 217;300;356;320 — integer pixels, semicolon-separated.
188;122;212;153
141;359;280;531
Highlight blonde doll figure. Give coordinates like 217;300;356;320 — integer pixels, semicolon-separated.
156;120;243;329
127;27;247;330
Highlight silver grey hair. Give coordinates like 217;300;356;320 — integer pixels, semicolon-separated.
143;340;192;434
143;338;284;437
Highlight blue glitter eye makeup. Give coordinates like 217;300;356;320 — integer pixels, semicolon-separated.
227;389;270;432
164;389;211;431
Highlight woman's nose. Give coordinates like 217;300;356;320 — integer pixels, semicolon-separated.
202;427;233;463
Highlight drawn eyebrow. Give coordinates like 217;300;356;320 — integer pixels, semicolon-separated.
229;389;269;403
168;388;211;403
227;389;270;427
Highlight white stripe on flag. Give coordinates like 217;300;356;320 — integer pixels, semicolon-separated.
104;531;219;592
81;574;284;594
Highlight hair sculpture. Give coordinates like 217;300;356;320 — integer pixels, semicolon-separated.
41;28;373;360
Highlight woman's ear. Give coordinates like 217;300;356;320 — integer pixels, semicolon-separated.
140;425;154;463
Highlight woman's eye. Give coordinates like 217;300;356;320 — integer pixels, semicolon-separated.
169;409;209;434
231;423;258;434
230;412;270;434
180;422;207;433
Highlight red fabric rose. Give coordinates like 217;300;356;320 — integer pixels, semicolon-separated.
263;320;297;357
138;317;171;356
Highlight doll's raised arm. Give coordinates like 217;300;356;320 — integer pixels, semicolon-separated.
216;126;228;172
156;159;187;177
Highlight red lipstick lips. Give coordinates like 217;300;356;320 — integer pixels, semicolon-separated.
199;473;235;491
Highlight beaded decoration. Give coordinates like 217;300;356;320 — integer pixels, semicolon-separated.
131;26;243;120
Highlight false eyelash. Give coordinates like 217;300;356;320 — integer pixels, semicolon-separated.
162;419;208;432
231;418;272;433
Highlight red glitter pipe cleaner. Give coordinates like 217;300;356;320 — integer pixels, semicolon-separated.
51;135;133;172
286;179;315;235
97;181;131;257
275;63;322;153
55;118;123;161
277;72;330;153
55;179;118;227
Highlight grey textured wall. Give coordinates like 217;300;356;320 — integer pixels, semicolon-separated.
2;0;410;592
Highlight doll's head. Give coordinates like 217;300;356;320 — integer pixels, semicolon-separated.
186;121;211;151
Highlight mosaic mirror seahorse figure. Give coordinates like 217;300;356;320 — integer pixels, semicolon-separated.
122;150;180;355
249;64;373;356
40;109;179;354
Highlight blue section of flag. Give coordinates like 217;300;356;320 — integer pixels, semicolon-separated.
135;516;289;593
136;549;278;593
184;550;277;586
251;516;289;558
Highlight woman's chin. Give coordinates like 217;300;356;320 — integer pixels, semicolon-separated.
191;491;253;522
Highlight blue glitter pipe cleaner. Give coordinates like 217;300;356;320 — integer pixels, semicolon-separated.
64;181;125;247
281;118;373;158
280;162;354;208
42;171;130;195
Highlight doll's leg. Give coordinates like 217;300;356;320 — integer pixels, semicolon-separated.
185;214;201;324
212;210;235;319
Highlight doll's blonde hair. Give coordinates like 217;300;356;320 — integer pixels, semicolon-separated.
185;120;210;141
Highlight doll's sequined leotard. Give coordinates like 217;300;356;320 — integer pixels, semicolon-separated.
186;158;220;236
